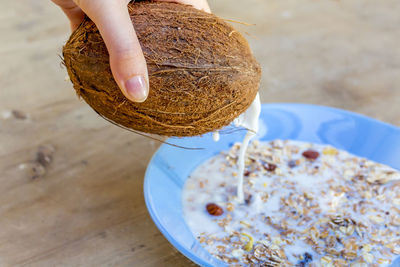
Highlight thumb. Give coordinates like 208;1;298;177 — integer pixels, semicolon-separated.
77;0;149;102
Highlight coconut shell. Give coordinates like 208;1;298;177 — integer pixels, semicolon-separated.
63;1;261;137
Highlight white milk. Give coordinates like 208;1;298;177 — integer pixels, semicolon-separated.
212;131;220;142
182;140;400;266
212;93;261;203
233;93;261;203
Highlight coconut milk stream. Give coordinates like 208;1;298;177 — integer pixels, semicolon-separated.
230;93;261;203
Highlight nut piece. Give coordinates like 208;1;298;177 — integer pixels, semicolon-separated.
206;203;224;216
302;150;320;160
323;147;338;156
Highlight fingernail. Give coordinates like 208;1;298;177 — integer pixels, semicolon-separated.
124;75;148;102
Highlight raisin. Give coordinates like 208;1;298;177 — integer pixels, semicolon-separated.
302;150;320;160
263;162;277;172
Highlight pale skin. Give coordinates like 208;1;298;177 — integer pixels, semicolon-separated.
52;0;211;102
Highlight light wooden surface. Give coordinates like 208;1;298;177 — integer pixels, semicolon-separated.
1;0;399;266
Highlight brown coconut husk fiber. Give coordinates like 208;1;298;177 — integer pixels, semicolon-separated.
63;1;261;137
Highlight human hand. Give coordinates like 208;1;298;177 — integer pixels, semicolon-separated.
52;0;210;102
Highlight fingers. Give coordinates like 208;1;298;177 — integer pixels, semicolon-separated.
76;0;149;102
52;0;85;31
156;0;211;13
53;0;210;103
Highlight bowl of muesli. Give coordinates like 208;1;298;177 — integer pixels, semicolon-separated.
144;103;400;267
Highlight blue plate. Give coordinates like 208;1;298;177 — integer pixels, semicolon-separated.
144;104;400;267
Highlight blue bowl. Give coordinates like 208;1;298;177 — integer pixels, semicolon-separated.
144;104;400;267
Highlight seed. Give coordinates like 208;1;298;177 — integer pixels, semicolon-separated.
288;160;297;168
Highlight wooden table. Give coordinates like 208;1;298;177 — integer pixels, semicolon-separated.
1;0;399;266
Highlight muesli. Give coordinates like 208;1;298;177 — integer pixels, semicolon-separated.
183;140;400;266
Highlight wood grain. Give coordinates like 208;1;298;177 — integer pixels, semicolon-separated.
0;0;399;266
